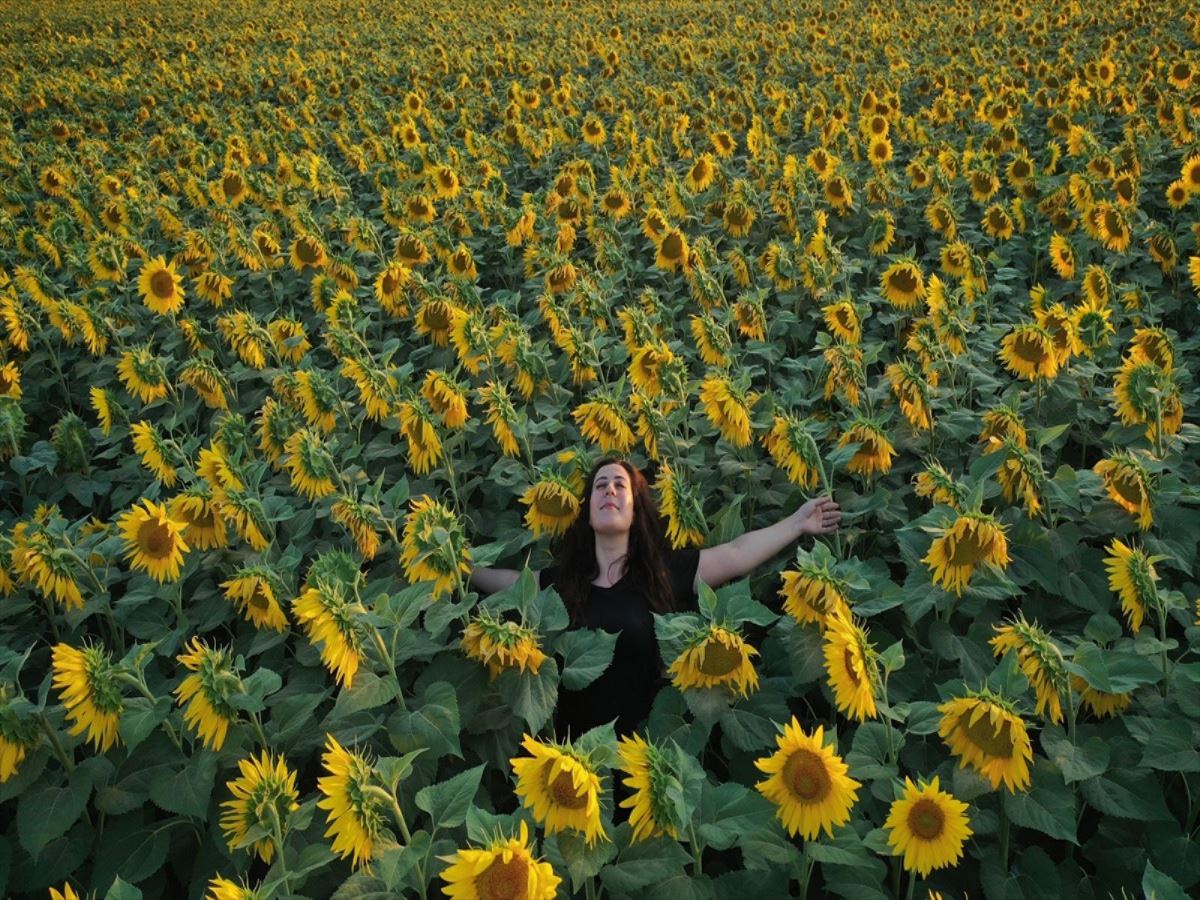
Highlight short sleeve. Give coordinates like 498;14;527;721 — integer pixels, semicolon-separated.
667;548;701;612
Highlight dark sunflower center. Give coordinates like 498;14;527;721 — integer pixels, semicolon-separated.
1111;471;1144;506
691;159;710;183
382;273;400;294
476;854;530;900
661;233;684;260
535;491;573;519
907;798;946;840
138;519;175;559
960;711;1015;758
888;267;918;294
452;251;470;271
604;193;625;210
223;174;244;198
296;239;320;264
782;749;832;803
1012;333;1048;365
0;372;13;392
397;236;424;262
1104;210;1122;235
547;770;588;810
842;647;861;684
423;304;451;330
149;269;176;299
948;527;992;566
698;640;743;677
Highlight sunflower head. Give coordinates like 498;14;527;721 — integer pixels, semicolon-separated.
616;733;685;841
922;511;1010;596
51;642;124;752
174;637;240;751
755;719;861;839
117;499;190;583
510;734;607;846
461;610;549;680
937;690;1033;792
400;496;471;600
990;615;1067;724
438;819;561;900
317;734;388;870
823;614;879;721
520;476;581;538
668;623;760;698
1104;538;1162;634
220;751;301;863
884;776;973;876
1093;451;1153;530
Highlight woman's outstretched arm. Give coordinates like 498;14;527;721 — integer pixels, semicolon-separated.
694;496;841;591
468;566;523;595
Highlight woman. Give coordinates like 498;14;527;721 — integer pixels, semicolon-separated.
469;457;841;738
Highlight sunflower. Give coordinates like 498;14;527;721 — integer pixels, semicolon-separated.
396;400;443;475
1112;358;1181;439
1104;538;1161;635
689;315;732;367
755;719;860;839
979;406;1027;450
130;420;176;487
510;734;606;846
294;574;365;689
990;617;1067;724
421;370;469;429
317;735;387;870
480;381;523;457
117;499;189;583
981;204;1015;241
616;734;682;842
937;692;1033;792
885;776;972;876
922;511;1009;596
572;396;635;454
1094;452;1153;530
837;419;895;478
0;700;37;783
134;255;186;317
1070;675;1131;719
914;462;965;510
117;348;170;405
1182;153;1200;195
1047;233;1076;280
290;234;327;271
824;614;878;721
267;318;310;364
821;299;861;345
168;490;226;552
220;490;272;552
284;429;338;501
330;497;380;561
520;477;580;538
1127;327;1175;372
221;568;290;631
400;496;471;600
447;243;478;281
175;637;239;751
655;228;690;273
998;323;1059;381
885;362;933;431
668;624;760;697
685;153;717;193
341;357;395;423
49;886;80;900
825;174;853;212
461;611;548;680
206;876;265;900
762;414;820;490
699;376;756;448
220;751;300;864
439;820;561;900
51;643;123;752
880;259;926;309
654;463;707;549
14;528;85;610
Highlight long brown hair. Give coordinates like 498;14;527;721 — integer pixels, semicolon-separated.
552;457;676;625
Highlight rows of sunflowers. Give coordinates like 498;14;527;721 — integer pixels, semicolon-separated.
2;0;1200;897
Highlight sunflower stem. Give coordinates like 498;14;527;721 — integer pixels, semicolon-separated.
797;843;815;899
585;876;598;900
687;823;704;876
118;672;183;751
250;711;270;749
39;713;75;773
267;801;292;894
904;870;917;900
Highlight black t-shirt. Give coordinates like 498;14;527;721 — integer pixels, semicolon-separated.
538;548;700;739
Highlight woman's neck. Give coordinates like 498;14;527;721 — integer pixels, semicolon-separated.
593;531;630;585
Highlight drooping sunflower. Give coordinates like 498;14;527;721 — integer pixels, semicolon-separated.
439;820;561;900
116;347;170;405
174;637;239;751
1093;452;1153;530
1126;326;1175;372
510;734;606;846
762;414;820;490
998;323;1059;381
654;228;691;273
884;776;972;876
654;463;707;549
822;299;862;345
979;405;1027;450
995;443;1043;519
838;419;895;478
461;611;548;680
0;697;38;783
51;643;123;752
421;370;470;429
220;751;301;863
400;496;471;600
13;530;85;610
990;616;1067;724
130;420;177;487
880;259;926;309
1104;538;1161;635
689;314;732;367
290;234;327;272
922;511;1010;596
1112;358;1183;442
520;476;580;538
779;556;852;628
755;719;860;839
221;567;290;631
913;462;965;510
205;876;265;900
480;381;524;457
572;396;635;454
699;375;755;448
396;400;443;475
937;691;1033;792
330;497;380;562
138;256;185;315
284;429;338;501
668;624;760;698
1070;675;1131;719
117;499;189;582
885;361;933;431
617;733;681;841
317;735;387;870
1048;233;1076;280
685;153;717;193
823;614;878;721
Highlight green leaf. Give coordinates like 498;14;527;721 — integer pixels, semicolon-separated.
330;873;391;899
556;628;618;690
376;834;429;891
1002;761;1077;843
549;830;618;892
17;767;94;858
375;750;426;791
332;672;400;718
1080;769;1174;822
388;681;461;759
104;877;144;900
647;873;715;900
1039;726;1109;783
228;667;282;713
698;782;774;850
599;837;691;894
1125;718;1200;772
118;696;171;752
904;701;942;735
498;663;559;733
572;721;619;769
1143;861;1191;900
414;764;485;830
1067;642;1162;693
877;640;905;674
147;750;218;819
846;722;902;782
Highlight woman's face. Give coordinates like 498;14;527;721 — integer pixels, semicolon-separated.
589;463;634;535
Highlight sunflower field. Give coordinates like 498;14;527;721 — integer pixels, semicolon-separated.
3;0;1200;897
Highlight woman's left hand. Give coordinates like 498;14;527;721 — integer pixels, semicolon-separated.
795;496;842;536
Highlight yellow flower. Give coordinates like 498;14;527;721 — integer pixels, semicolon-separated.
979;405;1027;450
49;885;80;900
117;499;190;583
90;387;117;435
884;776;972;876
1048;233;1075;280
290;234;327;271
1127;327;1175;372
13;530;85;610
654;463;706;549
998;323;1059;381
400;496;471;600
617;733;680;841
221;568;289;631
520;477;580;538
0;703;37;783
572;397;635;454
318;735;387;870
996;444;1043;519
220;751;300;863
690;314;731;367
461;611;548;680
1070;675;1131;719
421;370;470;429
1093;452;1153;530
990;617;1067;724
397;400;443;475
913;462;964;510
439;820;561;900
838;419;895;478
885;362;933;431
823;615;877;721
169;490;227;552
822;299;861;345
285;429;338;500
130;420;177;486
138;256;185;315
937;692;1033;792
205;876;265;900
51;643;123;752
668;624;760;697
922;511;1009;596
116;348;169;405
294;369;339;433
880;259;925;309
1104;538;1160;635
778;548;852;628
654;228;690;273
510;734;606;846
0;361;20;399
755;719;860;839
175;637;239;751
294;579;364;688
331;497;381;561
699;375;754;448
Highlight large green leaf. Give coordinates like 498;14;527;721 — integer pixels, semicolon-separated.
556;627;618;690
